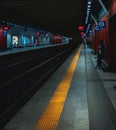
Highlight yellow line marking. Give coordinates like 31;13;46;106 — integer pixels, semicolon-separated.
34;45;82;130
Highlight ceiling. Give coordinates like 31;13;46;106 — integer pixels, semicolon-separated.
0;0;87;37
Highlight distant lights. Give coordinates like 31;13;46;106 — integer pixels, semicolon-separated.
77;25;85;37
36;32;40;35
88;1;91;4
85;0;92;24
78;26;84;30
80;32;84;35
3;26;9;30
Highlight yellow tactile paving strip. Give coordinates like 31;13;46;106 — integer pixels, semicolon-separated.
34;45;82;130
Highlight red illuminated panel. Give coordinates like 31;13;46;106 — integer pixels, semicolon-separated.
78;26;84;30
36;32;40;35
3;26;9;30
80;32;84;35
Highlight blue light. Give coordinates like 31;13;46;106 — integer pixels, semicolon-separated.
31;36;34;44
23;36;26;45
89;30;92;36
3;30;7;36
7;34;11;45
94;25;100;31
98;21;106;28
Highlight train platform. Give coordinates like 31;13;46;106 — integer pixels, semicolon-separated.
2;44;116;130
0;43;67;56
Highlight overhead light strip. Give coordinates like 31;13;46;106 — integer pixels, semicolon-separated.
86;23;91;33
85;0;92;24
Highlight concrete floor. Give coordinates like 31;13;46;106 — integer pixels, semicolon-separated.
2;45;116;130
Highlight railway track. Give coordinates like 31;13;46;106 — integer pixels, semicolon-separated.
0;44;73;129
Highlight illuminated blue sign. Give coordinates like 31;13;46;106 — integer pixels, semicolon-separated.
94;25;100;31
3;30;7;36
98;21;106;28
89;30;92;36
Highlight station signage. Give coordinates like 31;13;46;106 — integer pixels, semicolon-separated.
94;25;100;31
98;21;106;28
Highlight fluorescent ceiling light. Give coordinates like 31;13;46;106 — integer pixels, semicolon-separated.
88;2;91;4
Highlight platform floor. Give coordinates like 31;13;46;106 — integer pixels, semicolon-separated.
2;44;116;130
0;44;66;56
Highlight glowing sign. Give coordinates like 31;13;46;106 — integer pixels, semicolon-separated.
94;25;100;31
78;26;84;30
98;21;106;28
12;36;18;45
36;32;40;35
3;26;9;30
80;32;84;35
3;30;7;36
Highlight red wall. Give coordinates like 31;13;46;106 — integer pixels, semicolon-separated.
109;14;116;71
110;0;116;16
0;36;7;50
108;0;116;71
99;14;110;64
92;0;116;71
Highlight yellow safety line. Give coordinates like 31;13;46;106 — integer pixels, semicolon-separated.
34;45;82;130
